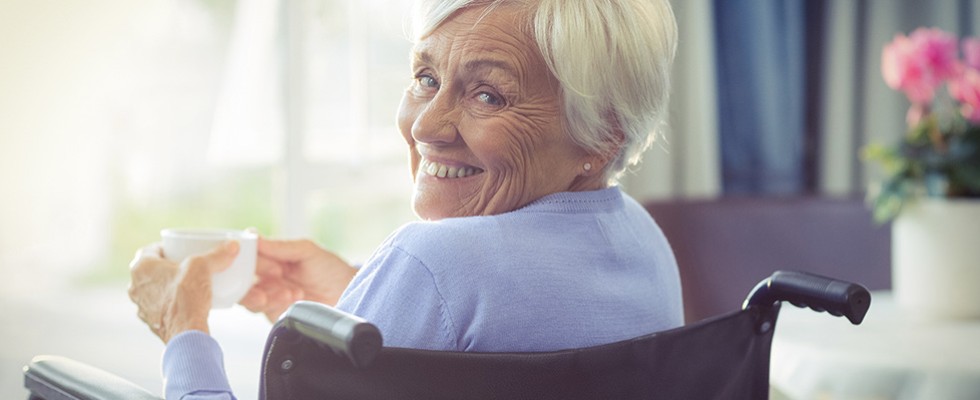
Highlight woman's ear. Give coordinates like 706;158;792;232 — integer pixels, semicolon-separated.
582;121;625;177
573;111;625;180
579;156;609;177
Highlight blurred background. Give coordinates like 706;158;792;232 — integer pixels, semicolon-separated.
1;0;976;398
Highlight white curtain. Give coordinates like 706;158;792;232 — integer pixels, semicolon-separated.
623;0;721;201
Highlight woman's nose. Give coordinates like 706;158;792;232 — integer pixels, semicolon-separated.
411;94;460;145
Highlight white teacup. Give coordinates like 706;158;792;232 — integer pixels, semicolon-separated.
160;228;258;309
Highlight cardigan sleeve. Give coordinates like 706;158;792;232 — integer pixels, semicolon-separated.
162;330;236;400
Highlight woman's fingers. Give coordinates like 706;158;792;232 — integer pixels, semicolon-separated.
257;237;320;262
183;240;240;276
129;243;164;270
239;286;269;313
128;241;240;343
159;243;240;341
255;256;284;278
128;257;177;301
128;255;180;341
239;279;305;322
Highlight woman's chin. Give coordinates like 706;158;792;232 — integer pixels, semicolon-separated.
412;196;468;221
412;179;479;220
412;202;461;221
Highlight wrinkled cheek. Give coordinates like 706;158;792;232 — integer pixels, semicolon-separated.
397;94;421;143
474;170;522;215
397;94;421;181
407;148;421;182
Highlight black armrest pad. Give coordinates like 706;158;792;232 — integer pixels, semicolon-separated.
24;355;162;400
274;301;383;368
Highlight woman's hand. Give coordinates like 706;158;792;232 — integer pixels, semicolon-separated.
128;241;239;343
240;238;357;322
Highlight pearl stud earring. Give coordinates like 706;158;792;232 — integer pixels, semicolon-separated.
583;162;593;171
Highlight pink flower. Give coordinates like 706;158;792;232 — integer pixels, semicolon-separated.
882;28;960;104
963;37;980;70
883;34;931;103
950;67;980;123
906;103;928;127
911;28;960;78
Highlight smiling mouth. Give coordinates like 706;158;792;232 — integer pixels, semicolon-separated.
420;158;484;179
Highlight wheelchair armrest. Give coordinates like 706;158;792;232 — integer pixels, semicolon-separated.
743;270;871;325
274;301;383;368
23;355;162;400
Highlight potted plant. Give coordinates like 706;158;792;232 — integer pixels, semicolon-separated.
863;27;980;319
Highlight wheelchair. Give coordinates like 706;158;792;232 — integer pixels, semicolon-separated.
24;270;870;399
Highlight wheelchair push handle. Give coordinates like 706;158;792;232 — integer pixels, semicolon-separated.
276;301;383;368
743;270;871;324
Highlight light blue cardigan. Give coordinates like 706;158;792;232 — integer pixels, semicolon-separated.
163;187;683;399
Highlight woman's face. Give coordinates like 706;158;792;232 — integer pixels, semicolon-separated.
398;5;598;220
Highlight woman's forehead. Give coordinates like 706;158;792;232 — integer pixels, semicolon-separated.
411;6;535;67
416;3;529;46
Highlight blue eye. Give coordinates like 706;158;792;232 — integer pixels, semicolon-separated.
477;91;503;106
416;74;438;89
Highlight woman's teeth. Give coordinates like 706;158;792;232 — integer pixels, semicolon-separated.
421;159;482;179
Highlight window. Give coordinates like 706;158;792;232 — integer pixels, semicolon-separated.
1;1;418;397
95;0;415;281
280;0;416;261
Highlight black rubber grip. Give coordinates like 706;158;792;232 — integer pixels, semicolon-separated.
743;270;871;324
277;301;383;368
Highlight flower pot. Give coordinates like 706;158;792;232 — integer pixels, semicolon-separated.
892;198;980;320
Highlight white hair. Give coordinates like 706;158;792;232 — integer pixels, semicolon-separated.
410;0;677;183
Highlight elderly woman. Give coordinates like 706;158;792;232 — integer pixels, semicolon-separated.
128;0;680;398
